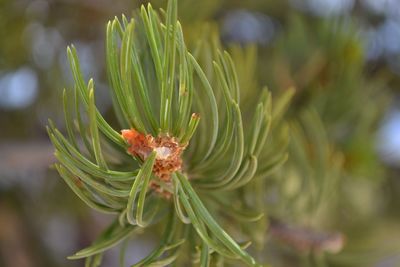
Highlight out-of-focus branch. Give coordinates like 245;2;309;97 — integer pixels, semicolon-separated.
269;218;345;254
0;141;55;176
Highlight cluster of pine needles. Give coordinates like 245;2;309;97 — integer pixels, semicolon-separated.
46;0;338;266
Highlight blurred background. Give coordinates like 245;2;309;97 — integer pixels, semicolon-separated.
1;0;400;266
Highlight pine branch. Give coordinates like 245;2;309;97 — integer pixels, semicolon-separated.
47;1;295;266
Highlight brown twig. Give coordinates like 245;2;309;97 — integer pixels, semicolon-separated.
0;141;55;175
269;218;345;254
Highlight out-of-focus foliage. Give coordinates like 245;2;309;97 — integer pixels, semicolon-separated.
1;0;400;267
261;17;388;180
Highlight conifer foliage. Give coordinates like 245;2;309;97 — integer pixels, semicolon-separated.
47;0;293;266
